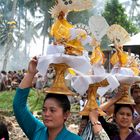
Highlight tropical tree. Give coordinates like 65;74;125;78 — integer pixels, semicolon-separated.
129;0;140;21
135;13;140;27
0;0;104;70
102;0;139;34
129;0;140;28
0;0;40;70
24;0;55;54
0;0;18;70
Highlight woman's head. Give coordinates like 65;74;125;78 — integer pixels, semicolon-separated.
42;93;70;129
114;104;134;128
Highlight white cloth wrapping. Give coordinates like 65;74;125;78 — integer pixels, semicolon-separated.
114;74;140;84
110;65;140;86
70;74;120;96
91;64;106;75
111;67;134;76
97;75;120;96
69;28;92;45
46;45;65;54
36;53;91;77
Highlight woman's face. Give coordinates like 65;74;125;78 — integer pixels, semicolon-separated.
42;98;69;129
114;107;133;128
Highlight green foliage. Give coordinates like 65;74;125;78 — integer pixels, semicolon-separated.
135;13;140;27
0;90;15;111
0;89;45;113
0;16;8;45
102;0;139;34
0;1;13;46
27;89;45;112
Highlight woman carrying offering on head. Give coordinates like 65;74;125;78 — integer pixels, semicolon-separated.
13;57;82;140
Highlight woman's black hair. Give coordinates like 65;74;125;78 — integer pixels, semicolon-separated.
43;93;70;113
0;121;9;140
114;104;134;116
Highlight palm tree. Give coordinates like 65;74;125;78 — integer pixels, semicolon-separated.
129;0;140;21
24;0;55;54
0;0;18;70
0;0;41;70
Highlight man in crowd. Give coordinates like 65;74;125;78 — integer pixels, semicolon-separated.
131;83;140;133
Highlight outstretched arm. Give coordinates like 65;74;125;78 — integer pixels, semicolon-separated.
13;57;44;139
100;91;122;115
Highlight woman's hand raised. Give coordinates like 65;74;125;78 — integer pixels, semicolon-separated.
28;56;38;76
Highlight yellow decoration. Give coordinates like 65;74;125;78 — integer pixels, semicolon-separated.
68;68;76;76
127;56;140;76
79;79;108;116
118;50;128;67
110;52;119;66
64;39;84;54
116;84;135;105
50;11;85;55
90;46;105;65
110;50;128;67
45;63;75;96
51;18;73;42
130;67;140;76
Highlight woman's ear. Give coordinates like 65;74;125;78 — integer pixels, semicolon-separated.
64;111;70;121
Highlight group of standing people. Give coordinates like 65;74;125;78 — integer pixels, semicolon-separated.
11;58;140;140
0;70;25;91
0;65;57;93
0;57;140;139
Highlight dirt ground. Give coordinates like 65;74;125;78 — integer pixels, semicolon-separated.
0;114;27;140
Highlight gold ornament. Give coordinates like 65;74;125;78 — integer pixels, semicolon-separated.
107;24;130;46
116;84;135;105
45;63;75;96
80;79;109;116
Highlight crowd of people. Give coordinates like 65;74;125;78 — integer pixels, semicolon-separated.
0;67;56;92
1;0;140;139
0;70;25;91
1;57;140;140
0;61;140;140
